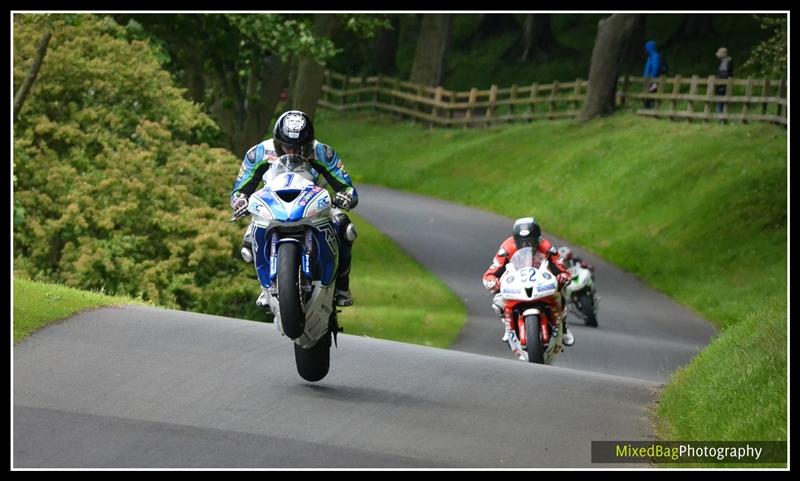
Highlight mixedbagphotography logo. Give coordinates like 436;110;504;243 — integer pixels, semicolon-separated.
591;441;787;464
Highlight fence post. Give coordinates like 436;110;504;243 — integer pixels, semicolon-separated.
722;77;733;120
742;77;753;123
450;90;457;125
395;78;404;120
509;84;517;117
703;75;715;119
530;82;539;120
761;79;771;116
687;75;698;114
374;75;382;111
322;70;330;104
655;77;665;110
342;76;349;108
432;86;443;128
487;84;498;127
776;79;786;119
549;81;559;119
669;75;681;119
619;75;629;108
573;78;582;113
465;87;477;129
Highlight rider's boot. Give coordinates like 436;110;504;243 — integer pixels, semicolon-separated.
492;294;508;342
561;310;575;346
256;286;272;313
557;293;574;346
335;270;353;307
562;323;575;346
241;223;256;264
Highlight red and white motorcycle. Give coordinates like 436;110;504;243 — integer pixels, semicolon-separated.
496;247;567;364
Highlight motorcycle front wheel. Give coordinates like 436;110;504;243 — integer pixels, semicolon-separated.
524;315;546;364
277;242;305;339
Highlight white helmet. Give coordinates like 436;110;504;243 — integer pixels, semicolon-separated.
557;246;572;261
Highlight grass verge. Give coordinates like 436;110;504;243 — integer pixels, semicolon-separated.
13;275;148;343
341;211;467;348
317;109;787;445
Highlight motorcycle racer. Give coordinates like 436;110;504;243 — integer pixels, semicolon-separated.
230;110;358;308
557;245;595;275
483;217;575;347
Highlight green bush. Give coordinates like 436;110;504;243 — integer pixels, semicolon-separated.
13;14;260;319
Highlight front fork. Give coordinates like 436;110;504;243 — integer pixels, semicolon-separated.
264;229;313;295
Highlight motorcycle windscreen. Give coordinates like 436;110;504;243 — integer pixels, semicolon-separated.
263;154;319;184
509;247;547;270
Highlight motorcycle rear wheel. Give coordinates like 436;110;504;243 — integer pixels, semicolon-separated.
294;332;331;382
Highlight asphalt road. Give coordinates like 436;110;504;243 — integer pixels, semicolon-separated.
355;185;717;383
13;184;717;469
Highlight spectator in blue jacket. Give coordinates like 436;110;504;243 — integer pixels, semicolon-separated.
642;40;662;108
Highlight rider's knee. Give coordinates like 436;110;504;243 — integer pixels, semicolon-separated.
333;212;356;244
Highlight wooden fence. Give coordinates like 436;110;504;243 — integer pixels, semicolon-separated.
318;70;787;127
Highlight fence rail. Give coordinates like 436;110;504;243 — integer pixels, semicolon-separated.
318;71;787;127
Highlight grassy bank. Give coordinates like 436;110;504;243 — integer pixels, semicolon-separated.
317;109;787;444
343;211;467;347
13;210;467;348
13;276;148;343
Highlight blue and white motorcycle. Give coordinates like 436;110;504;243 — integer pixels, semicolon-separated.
232;154;343;382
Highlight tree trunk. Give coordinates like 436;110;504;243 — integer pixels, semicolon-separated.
210;52;290;158
235;54;290;157
468;14;520;42
184;51;207;105
580;14;641;122
519;14;567;62
374;15;400;75
502;14;572;62
290;14;340;121
14;30;52;121
623;14;647;65
664;14;716;46
409;14;452;86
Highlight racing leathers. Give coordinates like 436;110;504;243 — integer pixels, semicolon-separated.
482;236;573;344
231;138;358;306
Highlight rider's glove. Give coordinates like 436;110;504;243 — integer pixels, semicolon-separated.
231;192;249;217
483;277;499;294
333;188;355;210
557;272;572;288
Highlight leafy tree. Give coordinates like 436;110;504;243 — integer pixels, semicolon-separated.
116;14;386;157
13;14;269;322
742;15;787;78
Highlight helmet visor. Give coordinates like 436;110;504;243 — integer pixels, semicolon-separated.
280;142;303;155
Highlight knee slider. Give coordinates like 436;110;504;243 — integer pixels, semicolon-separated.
334;213;356;243
345;223;357;242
